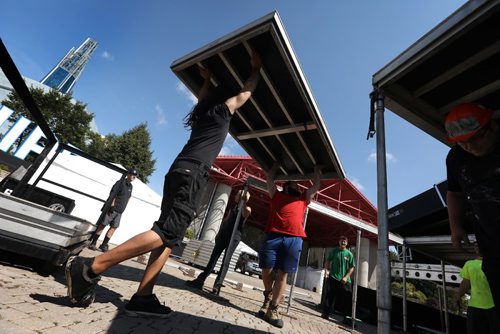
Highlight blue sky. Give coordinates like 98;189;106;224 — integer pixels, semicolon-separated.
0;0;466;207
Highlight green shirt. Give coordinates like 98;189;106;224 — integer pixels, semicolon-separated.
460;259;494;309
327;247;355;283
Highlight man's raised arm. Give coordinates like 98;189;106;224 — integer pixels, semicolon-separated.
267;163;278;199
306;165;322;201
225;52;261;114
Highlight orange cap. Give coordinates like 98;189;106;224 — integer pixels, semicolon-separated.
445;103;493;142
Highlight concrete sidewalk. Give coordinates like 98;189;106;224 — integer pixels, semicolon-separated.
0;248;385;334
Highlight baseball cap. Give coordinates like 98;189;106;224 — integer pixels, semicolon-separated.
127;168;138;176
444;103;493;142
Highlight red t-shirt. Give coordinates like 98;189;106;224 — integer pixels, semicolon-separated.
265;191;309;237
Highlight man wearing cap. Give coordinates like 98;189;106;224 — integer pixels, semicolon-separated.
88;168;137;252
445;103;500;316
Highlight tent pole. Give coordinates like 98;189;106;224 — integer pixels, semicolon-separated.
373;90;391;333
402;243;407;332
441;260;450;334
286;207;309;313
351;229;362;330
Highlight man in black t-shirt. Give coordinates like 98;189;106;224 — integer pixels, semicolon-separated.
88;168;137;252
186;189;251;290
65;53;261;317
445;103;500;318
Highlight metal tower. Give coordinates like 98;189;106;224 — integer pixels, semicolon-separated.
41;38;98;93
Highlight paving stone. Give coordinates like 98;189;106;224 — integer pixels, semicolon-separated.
0;307;31;320
0;256;384;334
0;319;33;334
10;316;55;331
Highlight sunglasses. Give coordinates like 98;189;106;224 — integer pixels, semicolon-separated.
458;123;490;144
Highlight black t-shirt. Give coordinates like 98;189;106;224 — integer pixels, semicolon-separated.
446;144;500;257
216;206;247;242
178;103;232;165
110;179;133;213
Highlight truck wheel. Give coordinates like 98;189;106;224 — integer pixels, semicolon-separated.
49;203;66;212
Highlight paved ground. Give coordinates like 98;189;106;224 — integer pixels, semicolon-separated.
0;247;391;334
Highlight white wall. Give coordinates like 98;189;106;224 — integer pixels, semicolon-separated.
32;148;162;245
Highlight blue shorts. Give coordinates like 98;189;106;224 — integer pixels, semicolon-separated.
259;233;303;273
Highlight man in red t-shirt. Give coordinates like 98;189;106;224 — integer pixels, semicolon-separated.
258;163;321;328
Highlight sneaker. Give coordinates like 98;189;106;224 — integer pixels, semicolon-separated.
124;294;172;318
257;290;272;317
342;317;354;327
321;313;329;320
88;244;97;251
185;278;203;289
65;256;101;307
99;244;109;252
264;302;284;328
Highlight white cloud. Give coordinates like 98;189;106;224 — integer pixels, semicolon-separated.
176;82;197;105
349;177;365;191
101;51;115;61
155;104;166;126
368;151;397;163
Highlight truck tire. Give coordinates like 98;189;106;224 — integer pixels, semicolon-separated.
48;203;66;212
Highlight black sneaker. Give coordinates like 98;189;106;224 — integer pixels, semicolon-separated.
124;294;172;318
99;244;109;252
88;244;98;251
185;278;203;289
342;317;354;327
65;256;101;307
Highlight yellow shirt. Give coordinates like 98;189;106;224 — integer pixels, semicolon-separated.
460;259;494;309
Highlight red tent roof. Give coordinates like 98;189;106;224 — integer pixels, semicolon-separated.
210;156;378;248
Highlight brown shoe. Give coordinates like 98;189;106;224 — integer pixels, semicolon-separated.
257;290;272;317
264;302;284;328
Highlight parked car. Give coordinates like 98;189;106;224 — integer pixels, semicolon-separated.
235;251;262;278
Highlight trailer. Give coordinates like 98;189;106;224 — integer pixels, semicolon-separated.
0;39;135;267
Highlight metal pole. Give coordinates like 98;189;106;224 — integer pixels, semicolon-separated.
434;184;447;207
32;145;62;187
213;184;249;295
374;91;391;333
351;229;362;330
286;207;309;313
402;243;407;333
438;285;444;330
441;260;449;334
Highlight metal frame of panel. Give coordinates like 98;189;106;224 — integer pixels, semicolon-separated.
171;12;345;181
369;2;500;329
372;0;500;145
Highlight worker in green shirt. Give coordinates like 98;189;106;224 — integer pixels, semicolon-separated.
457;248;499;334
321;235;355;326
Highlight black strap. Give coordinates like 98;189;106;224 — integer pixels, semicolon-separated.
367;90;378;140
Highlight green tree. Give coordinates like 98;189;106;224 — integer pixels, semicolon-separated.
2;87;93;150
2;87;157;183
90;124;156;183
